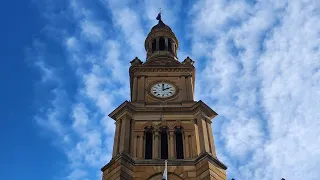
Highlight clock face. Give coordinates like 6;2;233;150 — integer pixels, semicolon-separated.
151;82;176;98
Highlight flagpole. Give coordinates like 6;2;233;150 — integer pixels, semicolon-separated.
165;159;167;172
162;159;168;180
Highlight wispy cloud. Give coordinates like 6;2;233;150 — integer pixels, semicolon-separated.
191;0;320;179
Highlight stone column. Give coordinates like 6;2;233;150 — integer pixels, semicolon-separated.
119;114;132;153
137;76;145;101
180;76;186;101
129;120;135;156
171;42;175;55
132;76;138;101
165;37;168;51
133;133;137;158
193;120;201;156
148;41;152;52
184;133;190;158
154;131;159;159
112;120;121;157
189;135;193;157
175;44;178;56
190;76;194;100
156;37;159;50
169;130;175;159
196;114;210;153
191;134;199;157
137;132;144;159
206;122;217;157
185;75;193;101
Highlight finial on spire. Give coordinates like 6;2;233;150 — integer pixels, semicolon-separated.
156;8;162;21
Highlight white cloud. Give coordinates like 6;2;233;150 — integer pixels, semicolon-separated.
72;103;89;132
27;41;70;142
67;169;88;180
31;0;130;179
190;0;250;36
191;0;320;179
103;1;145;57
224;117;263;157
254;1;320;178
80;19;105;42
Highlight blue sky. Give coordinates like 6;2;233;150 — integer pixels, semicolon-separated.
1;0;319;180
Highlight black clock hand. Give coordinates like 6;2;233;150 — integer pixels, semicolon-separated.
163;87;171;90
162;83;164;91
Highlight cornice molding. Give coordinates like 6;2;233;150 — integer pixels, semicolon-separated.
147;51;178;61
195;152;228;170
108;101;135;120
191;101;218;120
101;152;227;172
130;67;194;74
194;111;209;122
117;111;133;121
101;152;134;171
144;57;181;66
108;100;218;121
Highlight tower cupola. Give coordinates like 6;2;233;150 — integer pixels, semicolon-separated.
145;13;179;61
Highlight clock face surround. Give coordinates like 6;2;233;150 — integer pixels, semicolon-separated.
150;82;176;99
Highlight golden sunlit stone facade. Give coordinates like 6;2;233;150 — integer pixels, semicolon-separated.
101;18;227;180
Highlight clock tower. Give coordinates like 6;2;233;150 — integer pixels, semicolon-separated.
101;16;227;180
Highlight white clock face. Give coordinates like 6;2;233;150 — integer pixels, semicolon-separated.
151;82;176;98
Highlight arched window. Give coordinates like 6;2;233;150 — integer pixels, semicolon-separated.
168;39;172;53
145;128;153;159
160;127;168;159
159;37;165;51
152;39;156;53
175;127;184;159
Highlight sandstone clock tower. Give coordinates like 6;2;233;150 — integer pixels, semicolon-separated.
101;16;227;180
